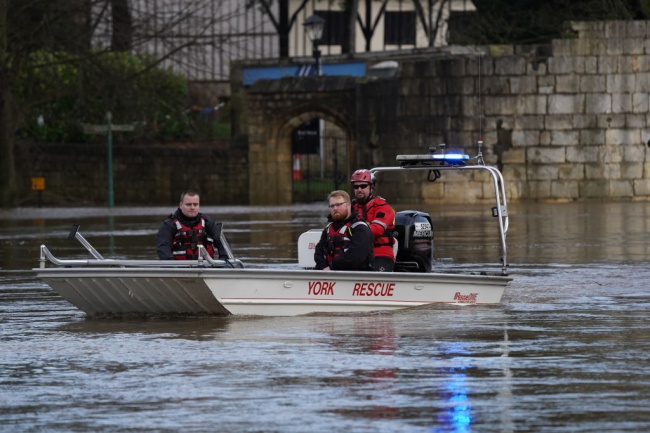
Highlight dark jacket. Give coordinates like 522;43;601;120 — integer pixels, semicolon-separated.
314;212;374;271
156;209;228;260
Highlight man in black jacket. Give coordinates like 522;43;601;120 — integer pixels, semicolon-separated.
156;190;229;260
314;190;374;271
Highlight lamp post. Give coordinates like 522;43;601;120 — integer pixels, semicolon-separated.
302;14;326;179
302;14;325;76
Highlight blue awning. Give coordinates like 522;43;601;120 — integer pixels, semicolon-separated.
242;62;366;86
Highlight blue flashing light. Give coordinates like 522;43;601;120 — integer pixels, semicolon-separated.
395;152;470;165
432;153;469;161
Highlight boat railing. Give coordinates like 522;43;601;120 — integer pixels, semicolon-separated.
38;244;244;269
38;226;245;269
372;150;509;275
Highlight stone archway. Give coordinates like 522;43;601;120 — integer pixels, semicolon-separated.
245;76;358;205
277;110;353;202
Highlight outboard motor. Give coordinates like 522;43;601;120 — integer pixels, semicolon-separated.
394;210;433;272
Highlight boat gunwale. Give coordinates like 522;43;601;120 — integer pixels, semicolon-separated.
34;266;512;285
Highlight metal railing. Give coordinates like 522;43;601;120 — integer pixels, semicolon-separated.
371;153;510;275
39;225;244;269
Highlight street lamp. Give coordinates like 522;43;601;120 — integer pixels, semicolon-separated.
303;14;325;76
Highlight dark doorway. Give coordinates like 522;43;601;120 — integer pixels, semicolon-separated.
291;119;348;202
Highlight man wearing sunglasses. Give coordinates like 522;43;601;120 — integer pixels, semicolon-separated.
313;190;374;271
350;169;396;272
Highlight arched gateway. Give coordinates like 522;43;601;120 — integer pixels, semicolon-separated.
245;76;358;205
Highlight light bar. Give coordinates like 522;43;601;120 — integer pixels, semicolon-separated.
432;153;468;161
396;153;470;164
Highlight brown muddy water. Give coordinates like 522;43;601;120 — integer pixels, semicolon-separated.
1;201;649;432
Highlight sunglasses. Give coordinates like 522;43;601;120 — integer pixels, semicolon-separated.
353;184;370;190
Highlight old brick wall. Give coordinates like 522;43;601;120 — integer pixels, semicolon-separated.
239;20;650;205
355;21;650;204
15;141;248;206
245;76;358;205
16;20;650;206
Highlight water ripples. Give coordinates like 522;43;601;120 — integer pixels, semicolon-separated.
1;203;650;432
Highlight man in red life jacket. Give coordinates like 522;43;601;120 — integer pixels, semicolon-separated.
156;189;229;260
314;190;374;271
350;169;396;272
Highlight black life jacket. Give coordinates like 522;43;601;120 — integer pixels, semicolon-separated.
325;220;368;269
172;217;215;260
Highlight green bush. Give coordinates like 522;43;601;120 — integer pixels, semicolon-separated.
15;50;191;143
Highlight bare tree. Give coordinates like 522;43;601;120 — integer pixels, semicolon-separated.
340;0;358;54
462;0;650;45
0;0;257;207
0;0;15;206
111;0;133;51
0;0;90;206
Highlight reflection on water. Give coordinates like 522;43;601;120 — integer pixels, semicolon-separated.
2;201;649;268
507;201;650;264
1;202;649;432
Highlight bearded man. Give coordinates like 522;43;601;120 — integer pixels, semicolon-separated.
313;190;374;271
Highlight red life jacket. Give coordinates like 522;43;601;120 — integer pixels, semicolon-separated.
172;217;215;260
353;196;395;259
325;220;367;269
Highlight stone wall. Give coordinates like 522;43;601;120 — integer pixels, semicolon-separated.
245;76;359;205
354;20;650;203
15;140;248;206
238;20;650;205
504;20;650;201
15;20;650;206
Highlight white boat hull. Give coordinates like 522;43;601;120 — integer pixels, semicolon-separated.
35;267;510;316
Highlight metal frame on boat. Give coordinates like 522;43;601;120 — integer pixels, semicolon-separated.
34;148;512;317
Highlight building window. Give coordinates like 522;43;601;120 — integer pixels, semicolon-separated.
384;11;416;45
314;10;344;45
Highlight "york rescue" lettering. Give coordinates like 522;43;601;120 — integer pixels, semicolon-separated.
352;282;395;297
308;281;336;295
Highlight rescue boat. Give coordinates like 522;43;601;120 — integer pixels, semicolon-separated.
34;148;512;317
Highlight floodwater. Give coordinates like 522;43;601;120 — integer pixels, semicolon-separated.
1;201;649;432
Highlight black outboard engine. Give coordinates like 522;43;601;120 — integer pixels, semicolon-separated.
394;210;433;273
